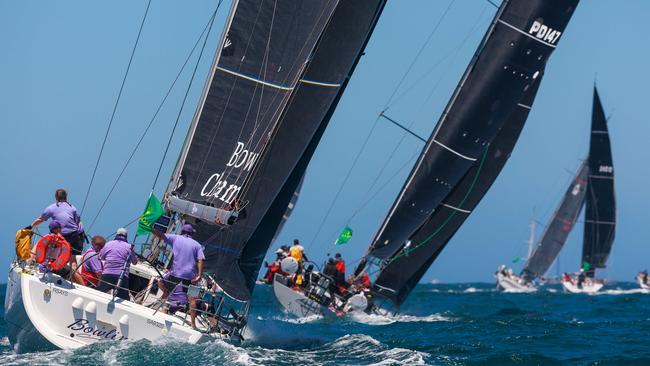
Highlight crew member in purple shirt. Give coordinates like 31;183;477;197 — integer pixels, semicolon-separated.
152;223;204;328
30;189;85;283
96;228;137;300
81;236;105;287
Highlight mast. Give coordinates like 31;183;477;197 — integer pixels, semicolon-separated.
521;161;588;280
365;0;580;261
527;213;536;259
582;86;615;276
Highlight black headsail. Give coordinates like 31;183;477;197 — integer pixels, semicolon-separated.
237;0;388;295
521;161;588;281
372;76;544;306
366;0;580;260
168;0;340;301
582;87;615;275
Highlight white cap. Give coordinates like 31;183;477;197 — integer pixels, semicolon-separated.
116;227;128;236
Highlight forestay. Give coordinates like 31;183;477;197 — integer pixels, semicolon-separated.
366;0;580;260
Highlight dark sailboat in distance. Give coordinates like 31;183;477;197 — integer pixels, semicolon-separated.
561;86;616;293
497;86;616;294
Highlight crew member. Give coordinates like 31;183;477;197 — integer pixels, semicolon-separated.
97;228;137;300
335;253;346;277
152;223;205;329
262;249;286;284
30;189;85;283
290;239;307;262
80;235;105;287
38;220;75;280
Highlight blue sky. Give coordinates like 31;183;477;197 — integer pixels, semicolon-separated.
1;1;648;283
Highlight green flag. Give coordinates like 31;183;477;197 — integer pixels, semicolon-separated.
137;193;164;235
512;256;521;263
582;261;591;271
335;226;353;245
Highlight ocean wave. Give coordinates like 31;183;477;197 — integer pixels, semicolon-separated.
349;312;452;325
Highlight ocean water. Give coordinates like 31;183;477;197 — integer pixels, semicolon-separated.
2;282;649;365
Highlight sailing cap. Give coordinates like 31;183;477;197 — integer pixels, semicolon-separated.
275;249;284;255
48;220;61;232
181;223;195;234
335;253;342;258
116;227;128;236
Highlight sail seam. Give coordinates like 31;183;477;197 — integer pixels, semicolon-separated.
299;79;342;87
517;103;531;109
433;139;477;161
589;175;613;179
591;130;608;134
497;20;556;49
442;203;471;213
584;219;615;225
216;66;295;90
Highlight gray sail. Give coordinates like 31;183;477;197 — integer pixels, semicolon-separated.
522;162;588;280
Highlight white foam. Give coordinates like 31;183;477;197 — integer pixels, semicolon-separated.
591;288;650;296
350;312;452;325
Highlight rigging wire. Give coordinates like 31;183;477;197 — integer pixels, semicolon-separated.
87;5;223;231
382;0;456;112
151;0;222;191
80;0;152;216
308;1;458;247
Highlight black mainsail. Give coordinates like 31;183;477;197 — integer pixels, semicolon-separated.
521;161;588;280
582;87;615;275
168;0;340;301
169;0;388;301
372;77;544;306
365;0;580;260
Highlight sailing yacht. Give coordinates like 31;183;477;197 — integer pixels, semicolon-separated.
561;87;616;294
497;87;615;294
274;0;579;318
5;0;352;353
